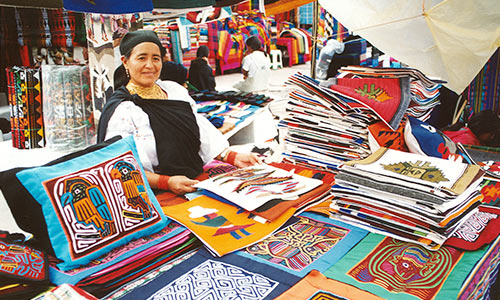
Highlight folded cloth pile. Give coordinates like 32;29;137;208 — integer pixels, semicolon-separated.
330;147;485;250
278;73;375;171
337;66;443;121
191;90;272;106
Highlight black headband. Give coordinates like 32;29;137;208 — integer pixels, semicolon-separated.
119;30;166;57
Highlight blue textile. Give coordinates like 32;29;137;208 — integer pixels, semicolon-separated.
121;248;301;300
64;0;153;14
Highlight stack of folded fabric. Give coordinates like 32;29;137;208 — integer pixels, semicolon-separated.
330;147;485;250
279;73;402;171
196;100;262;129
162;163;329;257
191;90;273;106
337;66;443;121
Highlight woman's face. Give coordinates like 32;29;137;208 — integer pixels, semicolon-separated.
122;42;162;87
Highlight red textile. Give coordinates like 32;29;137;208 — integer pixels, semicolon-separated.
442;127;481;146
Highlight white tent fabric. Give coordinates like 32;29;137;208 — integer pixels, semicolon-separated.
319;0;500;94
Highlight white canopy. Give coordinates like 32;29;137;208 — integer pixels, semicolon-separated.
319;0;500;94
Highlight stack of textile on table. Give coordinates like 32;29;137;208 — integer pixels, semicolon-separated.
161;162;334;257
337;66;444;121
278;73;411;172
192;90;273;132
330;147;485;250
0;136;199;299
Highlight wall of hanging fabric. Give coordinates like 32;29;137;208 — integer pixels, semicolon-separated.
465;48;500;116
0;7;86;93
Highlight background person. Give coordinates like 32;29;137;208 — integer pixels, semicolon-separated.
188;45;216;91
233;35;271;92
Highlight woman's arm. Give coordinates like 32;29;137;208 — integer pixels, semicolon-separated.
146;171;199;195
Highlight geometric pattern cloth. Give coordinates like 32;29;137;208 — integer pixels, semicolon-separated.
120;248;301;300
148;260;278;300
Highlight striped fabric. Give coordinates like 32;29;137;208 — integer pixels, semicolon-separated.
466;48;500;115
298;2;313;25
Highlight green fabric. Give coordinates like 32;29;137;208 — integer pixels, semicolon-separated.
323;233;489;300
152;0;215;8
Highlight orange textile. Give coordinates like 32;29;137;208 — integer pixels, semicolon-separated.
275;269;384;300
265;0;315;16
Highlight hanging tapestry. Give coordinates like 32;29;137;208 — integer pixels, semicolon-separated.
120;248;300;300
0;240;48;283
274;270;384;300
162;195;295;256
329;77;411;130
15;136;168;271
194;164;323;212
237;212;367;277
6;67;45;149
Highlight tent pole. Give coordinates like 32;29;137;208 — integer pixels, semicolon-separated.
310;0;319;78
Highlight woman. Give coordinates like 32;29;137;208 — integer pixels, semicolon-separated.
188;45;216;91
442;110;500;146
233;35;271;92
97;30;260;194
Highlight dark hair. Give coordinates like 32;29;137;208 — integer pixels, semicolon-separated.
113;64;128;89
196;45;209;58
468;110;500;137
442;110;500;136
245;35;262;51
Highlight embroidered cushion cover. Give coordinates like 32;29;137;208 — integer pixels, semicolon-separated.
15;136;168;271
404;116;465;161
0;239;49;284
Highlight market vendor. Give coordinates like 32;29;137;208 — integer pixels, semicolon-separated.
97;30;260;194
442;110;500;146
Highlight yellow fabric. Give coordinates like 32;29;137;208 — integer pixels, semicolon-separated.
275;270;385;300
319;0;500;93
126;82;167;99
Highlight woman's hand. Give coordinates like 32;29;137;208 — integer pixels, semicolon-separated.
168;175;199;195
233;152;262;168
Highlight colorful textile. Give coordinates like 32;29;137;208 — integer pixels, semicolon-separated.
275;269;384;300
5;67;45;149
405;116;466;161
16;136;168;271
324;233;492;300
442;127;481;146
64;0;153;13
265;0;315;16
456;234;500;299
330;77;411;130
368;119;408;152
466;48;500;115
162;195;295;256
298;3;314;25
120;248;300;300
480;178;500;206
48;223;186;285
443;206;500;251
32;284;98;300
0;240;48;283
194;164;323;212
237;212;368;277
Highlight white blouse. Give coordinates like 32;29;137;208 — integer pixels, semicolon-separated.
104;80;229;173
